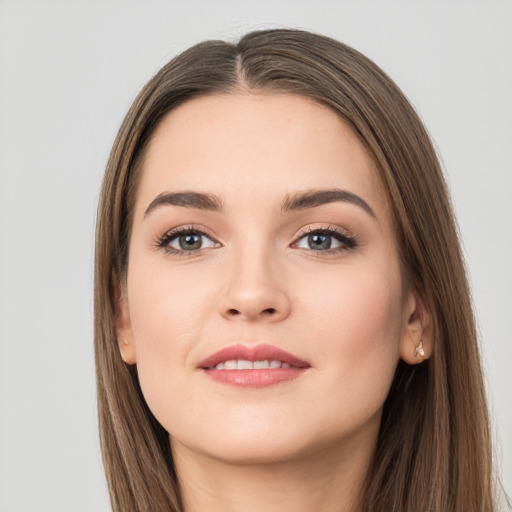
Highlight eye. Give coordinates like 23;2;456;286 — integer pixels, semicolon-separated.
294;227;356;253
158;227;218;254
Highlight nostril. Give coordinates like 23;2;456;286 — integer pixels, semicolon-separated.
226;307;276;317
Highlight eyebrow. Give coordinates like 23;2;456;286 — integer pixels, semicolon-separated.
144;191;223;217
280;189;376;218
144;188;375;219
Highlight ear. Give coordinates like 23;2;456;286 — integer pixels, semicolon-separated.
399;287;433;365
114;276;137;365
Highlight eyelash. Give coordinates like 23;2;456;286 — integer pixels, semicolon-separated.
155;225;217;257
293;225;357;255
155;224;357;257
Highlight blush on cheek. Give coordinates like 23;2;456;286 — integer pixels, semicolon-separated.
308;270;403;377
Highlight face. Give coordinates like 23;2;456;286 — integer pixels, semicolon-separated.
117;93;424;465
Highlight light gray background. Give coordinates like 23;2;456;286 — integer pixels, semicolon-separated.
0;1;510;510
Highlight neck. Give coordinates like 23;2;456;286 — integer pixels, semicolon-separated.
171;424;378;512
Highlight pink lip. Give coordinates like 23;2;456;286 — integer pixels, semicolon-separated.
198;344;310;388
198;344;309;369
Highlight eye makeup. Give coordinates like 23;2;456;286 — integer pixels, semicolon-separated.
154;225;219;257
154;222;357;258
292;224;357;255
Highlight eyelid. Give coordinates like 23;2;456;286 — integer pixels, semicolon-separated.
162;224;217;239
294;223;354;240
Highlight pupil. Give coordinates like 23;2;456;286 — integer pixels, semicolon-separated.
308;233;331;250
179;233;202;250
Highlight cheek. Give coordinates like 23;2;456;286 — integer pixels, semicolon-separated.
300;262;403;398
129;253;214;337
125;257;218;400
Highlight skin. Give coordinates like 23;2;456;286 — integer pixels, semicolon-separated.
116;93;431;511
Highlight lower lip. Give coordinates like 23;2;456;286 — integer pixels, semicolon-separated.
202;368;308;388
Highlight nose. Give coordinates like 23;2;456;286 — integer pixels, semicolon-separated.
218;246;291;323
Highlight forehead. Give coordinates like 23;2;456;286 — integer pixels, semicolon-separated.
135;93;387;218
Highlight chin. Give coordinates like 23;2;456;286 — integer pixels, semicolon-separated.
169;412;368;468
181;433;318;466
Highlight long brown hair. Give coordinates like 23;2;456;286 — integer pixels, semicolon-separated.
94;29;495;511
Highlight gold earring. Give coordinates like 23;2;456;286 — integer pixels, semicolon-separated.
414;340;425;358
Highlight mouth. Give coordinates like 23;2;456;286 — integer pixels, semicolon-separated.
198;344;310;388
211;359;295;370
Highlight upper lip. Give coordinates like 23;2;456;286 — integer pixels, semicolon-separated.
198;344;310;369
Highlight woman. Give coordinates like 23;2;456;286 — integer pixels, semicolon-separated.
94;29;497;511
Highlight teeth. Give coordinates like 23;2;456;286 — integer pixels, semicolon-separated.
213;359;291;370
253;360;270;369
237;359;253;370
